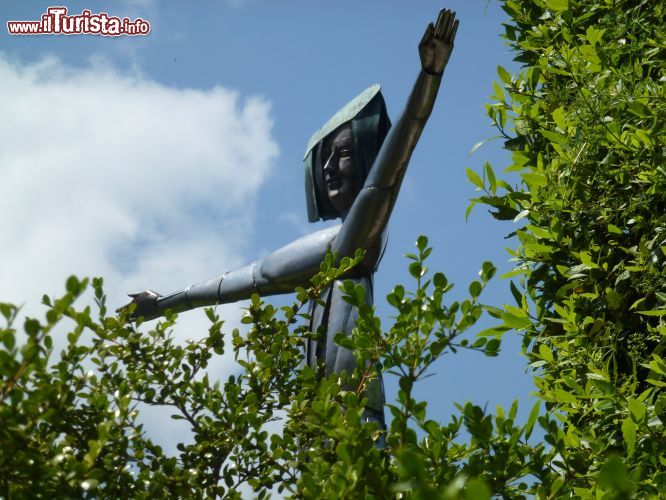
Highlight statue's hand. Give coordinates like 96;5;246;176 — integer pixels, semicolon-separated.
116;290;161;320
419;8;459;76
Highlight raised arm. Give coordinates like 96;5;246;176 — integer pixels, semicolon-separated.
121;225;340;320
332;9;458;260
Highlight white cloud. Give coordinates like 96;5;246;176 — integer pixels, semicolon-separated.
0;51;276;301
0;53;278;428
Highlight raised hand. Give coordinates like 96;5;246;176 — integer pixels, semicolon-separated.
116;289;161;320
419;8;459;76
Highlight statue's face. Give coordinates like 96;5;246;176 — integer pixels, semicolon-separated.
322;125;356;216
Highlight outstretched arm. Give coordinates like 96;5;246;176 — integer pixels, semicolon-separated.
121;225;340;320
332;9;458;261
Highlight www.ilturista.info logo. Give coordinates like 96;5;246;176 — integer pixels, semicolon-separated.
7;7;151;36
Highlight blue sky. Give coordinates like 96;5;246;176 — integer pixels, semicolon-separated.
0;0;535;448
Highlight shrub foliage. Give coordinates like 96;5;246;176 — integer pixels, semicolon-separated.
468;0;665;496
2;246;515;498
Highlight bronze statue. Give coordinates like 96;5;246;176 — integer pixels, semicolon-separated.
121;9;459;431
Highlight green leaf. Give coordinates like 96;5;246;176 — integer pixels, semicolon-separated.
465;477;491;500
636;309;666;316
466;199;478;220
622;417;636;456
485;162;497;194
520;172;547;187
433;272;448;289
416;235;428;252
539;344;554;362
2;330;15;350
539;128;569;146
526;224;554;240
578;251;599;269
545;0;568;11
472;337;487;348
644;355;666;376
468;136;502;156
524;401;540;440
586;371;609;382
500;268;528;279
497;65;511;85
409;262;424;279
492;81;504;101
469;281;482;298
484;338;500;356
598;456;631;493
24;318;41;336
550;476;565;496
607;223;622;234
585;26;605;46
66;275;80;294
480;261;496;281
387;293;400;308
501;311;531;330
554;388;577;405
552;106;566;130
627;398;646;423
510;280;522;306
466;168;484;189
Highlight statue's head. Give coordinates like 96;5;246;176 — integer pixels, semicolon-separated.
304;84;391;222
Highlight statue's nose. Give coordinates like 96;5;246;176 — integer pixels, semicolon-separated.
323;151;337;175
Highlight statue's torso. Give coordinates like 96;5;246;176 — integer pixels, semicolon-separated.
262;223;387;413
303;226;387;413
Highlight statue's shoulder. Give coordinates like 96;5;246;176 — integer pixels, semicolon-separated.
261;224;341;282
294;224;340;257
308;224;341;247
282;224;341;251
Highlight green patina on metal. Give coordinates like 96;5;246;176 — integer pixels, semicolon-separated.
303;84;381;159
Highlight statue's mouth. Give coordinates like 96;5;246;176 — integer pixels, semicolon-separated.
326;177;342;190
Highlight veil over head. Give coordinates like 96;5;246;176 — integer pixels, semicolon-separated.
303;84;392;222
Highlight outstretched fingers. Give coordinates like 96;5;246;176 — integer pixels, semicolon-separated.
445;11;456;38
433;8;458;44
435;9;454;37
447;19;459;45
419;21;435;48
434;8;448;36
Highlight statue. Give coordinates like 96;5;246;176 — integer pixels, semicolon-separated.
120;8;459;433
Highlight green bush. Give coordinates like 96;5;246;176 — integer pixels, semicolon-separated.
468;0;665;496
2;244;526;498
